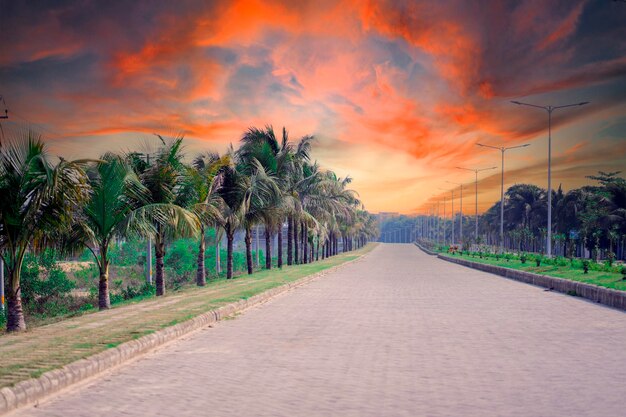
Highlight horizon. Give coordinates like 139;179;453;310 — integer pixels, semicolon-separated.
1;0;625;214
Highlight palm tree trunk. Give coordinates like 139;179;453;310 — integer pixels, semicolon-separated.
294;217;299;264
155;233;166;296
303;223;308;264
277;222;283;268
226;224;234;279
245;226;253;275
197;226;206;286
287;215;293;265
98;244;111;309
265;225;272;269
6;267;26;332
216;240;221;274
316;236;320;261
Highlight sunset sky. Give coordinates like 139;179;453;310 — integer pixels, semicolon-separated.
1;0;625;214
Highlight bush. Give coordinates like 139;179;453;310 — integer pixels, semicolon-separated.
582;260;590;274
621;266;626;280
535;256;542;267
520;253;527;264
20;251;76;314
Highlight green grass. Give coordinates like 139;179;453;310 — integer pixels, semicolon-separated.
0;243;376;389
440;252;626;291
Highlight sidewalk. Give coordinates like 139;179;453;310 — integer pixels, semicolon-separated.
0;245;373;389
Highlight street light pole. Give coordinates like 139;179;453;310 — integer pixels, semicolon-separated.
477;143;530;254
511;100;589;257
447;181;465;245
0;258;4;311
457;166;497;241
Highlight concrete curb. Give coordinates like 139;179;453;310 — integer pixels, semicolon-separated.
414;242;437;256
0;253;368;415
438;254;626;312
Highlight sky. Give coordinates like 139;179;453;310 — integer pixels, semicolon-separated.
1;0;625;214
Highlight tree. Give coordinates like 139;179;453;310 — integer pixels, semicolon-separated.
132;136;199;295
70;154;151;309
0;132;90;331
190;152;229;285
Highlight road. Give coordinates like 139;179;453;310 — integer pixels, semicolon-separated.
12;244;626;417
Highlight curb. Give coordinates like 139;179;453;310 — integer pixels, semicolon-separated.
0;252;368;415
414;242;437;256
437;254;626;312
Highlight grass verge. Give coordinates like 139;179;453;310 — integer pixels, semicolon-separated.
0;243;376;388
439;252;626;291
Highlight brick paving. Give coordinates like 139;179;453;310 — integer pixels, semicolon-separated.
11;244;626;417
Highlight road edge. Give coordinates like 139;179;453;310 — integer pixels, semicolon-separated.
437;253;626;312
0;250;371;415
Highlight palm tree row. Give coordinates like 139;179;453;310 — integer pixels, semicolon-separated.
0;127;378;332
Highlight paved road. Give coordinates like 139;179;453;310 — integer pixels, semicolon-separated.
12;244;626;417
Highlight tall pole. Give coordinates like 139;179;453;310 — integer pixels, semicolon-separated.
0;258;4;311
477;143;530;254
451;190;455;245
459;184;463;244
500;149;505;254
447;181;464;245
146;238;152;284
511;100;588;257
442;196;446;246
457;166;496;243
475;171;478;239
255;225;260;267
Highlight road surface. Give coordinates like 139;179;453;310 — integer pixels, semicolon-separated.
12;244;626;417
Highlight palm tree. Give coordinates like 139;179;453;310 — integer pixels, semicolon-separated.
0;132;90;331
69;153;151;309
216;150;247;279
238;126;298;269
132;135;199;295
190;152;229;285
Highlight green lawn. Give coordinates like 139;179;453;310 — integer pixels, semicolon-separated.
439;251;626;291
0;243;376;388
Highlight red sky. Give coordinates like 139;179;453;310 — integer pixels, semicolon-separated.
1;0;625;214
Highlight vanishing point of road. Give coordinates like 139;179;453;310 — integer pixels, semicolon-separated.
11;244;626;417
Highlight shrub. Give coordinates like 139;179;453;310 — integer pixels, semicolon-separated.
582;260;590;274
20;251;76;314
520;253;527;264
535;256;542;267
621;265;626;280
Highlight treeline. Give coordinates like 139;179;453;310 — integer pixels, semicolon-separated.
0;126;378;332
381;171;626;260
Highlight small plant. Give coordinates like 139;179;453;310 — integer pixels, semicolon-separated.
520;253;527;264
582;259;590;274
621;266;626;280
607;251;615;267
535;256;542;267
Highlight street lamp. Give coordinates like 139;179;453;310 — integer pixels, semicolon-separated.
477;142;531;254
456;166;497;242
439;187;454;245
447;181;465;245
438;189;450;246
511;100;589;257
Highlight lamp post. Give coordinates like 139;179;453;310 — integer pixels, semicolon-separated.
456;166;497;241
477;142;531;254
511;100;589;257
0;258;4;311
446;181;465;245
439;188;454;245
439;193;448;245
